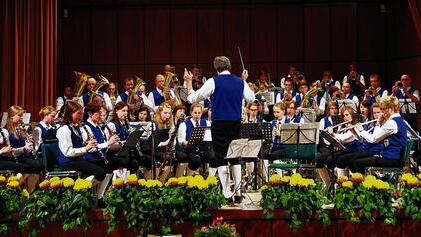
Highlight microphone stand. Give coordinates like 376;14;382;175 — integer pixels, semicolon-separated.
150;111;157;179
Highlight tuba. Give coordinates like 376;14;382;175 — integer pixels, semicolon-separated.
163;72;182;106
73;71;90;98
128;76;146;105
300;86;322;108
89;73;109;103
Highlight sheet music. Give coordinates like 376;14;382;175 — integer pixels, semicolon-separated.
22;113;31;124
226;139;249;159
398;99;417;114
337;99;357;113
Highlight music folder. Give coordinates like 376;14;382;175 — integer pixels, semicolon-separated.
226;139;262;159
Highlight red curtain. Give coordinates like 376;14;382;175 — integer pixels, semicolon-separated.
408;0;421;44
0;0;56;119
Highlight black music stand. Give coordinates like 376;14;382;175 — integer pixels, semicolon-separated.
116;130;143;157
187;127;206;148
141;128;170;179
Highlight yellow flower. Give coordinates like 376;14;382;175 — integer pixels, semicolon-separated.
401;173;413;183
73;178;93;191
166;177;179;186
187;179;199;189
145;179;162;188
8;176;19;182
407;177;419;188
206;176;218;186
269;174;282;185
113;178;124;188
260;185;269;192
417;173;421;180
138;179;148;187
50;179;62;189
197;180;209;190
39;180;50;190
297;178;315;188
351;173;364;183
7;180;20;189
289;173;303;187
62;177;75;188
362;179;374;189
342;181;353;189
281;176;290;184
22;189;29;198
365;175;376;181
49;177;60;182
373;179;390;190
127;174;138;186
0;175;6;184
336;176;348;184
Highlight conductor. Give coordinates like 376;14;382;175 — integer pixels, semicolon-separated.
185;56;255;203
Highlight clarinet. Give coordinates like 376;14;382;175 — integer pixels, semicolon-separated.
0;129;18;163
81;125;109;164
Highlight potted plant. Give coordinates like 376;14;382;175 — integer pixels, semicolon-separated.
399;173;421;221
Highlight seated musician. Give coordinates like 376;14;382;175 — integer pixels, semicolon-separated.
342;82;359;107
176;103;213;177
56;101;111;195
78;77;113;112
107;82;118;108
336;103;383;172
350;96;408;173
391;74;419;129
116;77;153;115
275;78;296;103
32;106;58;152
270;102;288;175
363;74;388;105
56;85;73;112
359;100;371;124
283;102;304;124
280;66;297;89
309;82;327;119
173;104;187;125
0;105;42;192
137;105;152;122
147;74;176;110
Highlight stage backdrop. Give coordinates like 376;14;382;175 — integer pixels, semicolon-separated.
57;0;397;94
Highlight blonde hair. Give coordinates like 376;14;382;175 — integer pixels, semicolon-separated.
190;103;203;112
380;96;400;113
273;102;286;111
154;103;174;129
39;106;56;119
6;105;25;139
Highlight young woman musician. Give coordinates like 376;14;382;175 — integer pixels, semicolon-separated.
351;96;408;173
137;105;151;122
173;104;187;125
0;105;42;192
56;101;109;191
176;103;213;177
270;102;287;175
33;106;57;151
283;102;304;124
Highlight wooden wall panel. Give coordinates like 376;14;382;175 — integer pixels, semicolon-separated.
278;6;303;62
144;8;170;64
61;8;91;64
303;62;331;81
117;7;144;64
223;6;250;65
331;5;357;61
197;7;223;63
171;7;197;63
92;8;118;64
250;7;277;62
304;6;330;62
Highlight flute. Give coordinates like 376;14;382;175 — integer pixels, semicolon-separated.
322;120;352;132
336;119;378;133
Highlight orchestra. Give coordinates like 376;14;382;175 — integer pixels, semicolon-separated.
1;59;419;206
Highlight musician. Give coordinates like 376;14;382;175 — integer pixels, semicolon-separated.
190;64;207;90
32;106;57;151
107;82;118;108
363;74;388;105
173;104;187;125
0;106;42;192
280;66;297;89
316;70;341;91
351;96;408;173
78;77;113;111
56;101;108;182
319;102;338;130
309;82;327;118
270;102;287;175
293;82;307;107
56;85;73;112
176;103;212;177
275;78;296;103
392;74;419;128
116;77;153;113
137;105;152;122
359;100;371;125
147;74;176;110
163;64;179;86
246;102;265;123
342;82;359;106
284;102;304;124
342;64;365;96
185;56;254;203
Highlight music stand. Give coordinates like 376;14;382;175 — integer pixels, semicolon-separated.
187;127;206;148
398;98;417;114
298;108;316;123
337;99;357;113
141;129;170;150
116;130;143;157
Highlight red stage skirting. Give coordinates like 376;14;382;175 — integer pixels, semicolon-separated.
1;209;420;237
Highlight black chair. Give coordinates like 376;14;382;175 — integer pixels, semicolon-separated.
40;139;79;178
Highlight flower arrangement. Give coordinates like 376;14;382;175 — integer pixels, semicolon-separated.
19;177;94;237
103;175;225;237
0;175;29;234
399;173;421;221
333;173;396;225
260;173;330;229
194;217;239;237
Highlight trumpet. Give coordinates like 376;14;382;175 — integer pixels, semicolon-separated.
365;86;376;96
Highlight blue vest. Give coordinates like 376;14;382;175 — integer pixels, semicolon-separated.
82;91;104;104
395;87;416;99
294;94;303;107
362;127;382;154
284;116;301;124
185;119;207;141
84;122;106;160
114;122;129;141
346;93;355;100
380;116;408;159
119;92;129;102
37;124;57;141
278;90;297;101
210;74;244;121
204;98;211;108
270;120;284;151
152;90;165;107
57;125;85;165
322;117;332;129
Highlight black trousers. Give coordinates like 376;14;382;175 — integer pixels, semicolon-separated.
60;160;107;181
350;156;401;174
176;142;215;170
0;156;42;173
315;146;338;169
336;152;376;169
210;120;241;168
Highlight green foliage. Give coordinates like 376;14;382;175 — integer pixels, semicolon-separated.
401;185;421;221
0;184;26;234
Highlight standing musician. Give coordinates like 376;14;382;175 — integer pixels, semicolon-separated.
363;74;388;105
147;74;176;110
0;106;42;192
342;63;366;97
176;103;213;177
32;106;57;152
392;74;420;129
185;56;254;203
78;77;113;112
56;101;111;195
351;96;408;173
56;85;73;112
